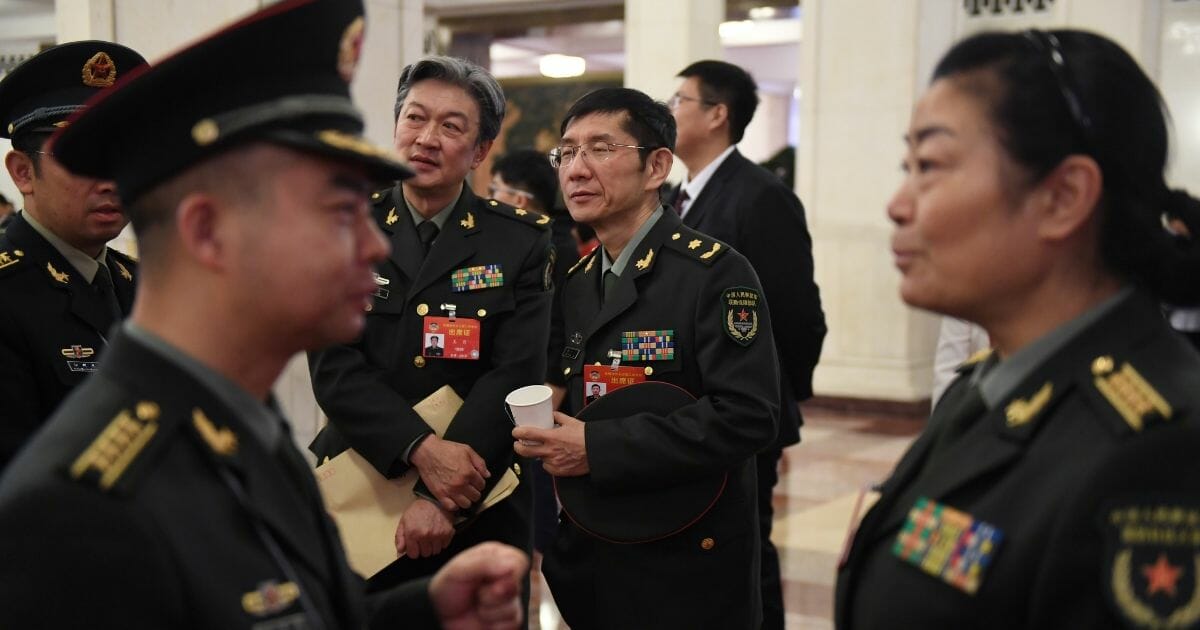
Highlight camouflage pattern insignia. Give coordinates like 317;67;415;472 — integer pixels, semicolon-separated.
722;286;761;346
46;261;69;284
337;16;365;83
70;404;161;491
1005;382;1053;428
543;247;556;291
1092;359;1172;432
242;580;301;617
192;408;238;456
0;249;23;270
486;201;550;228
113;259;133;282
81;51;116;87
1105;502;1200;628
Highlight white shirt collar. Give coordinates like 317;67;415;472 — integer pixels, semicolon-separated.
680;145;737;216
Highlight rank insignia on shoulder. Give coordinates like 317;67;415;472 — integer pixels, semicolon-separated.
1104;501;1200;627
451;264;504;292
620;330;675;361
722;287;760;346
488;201;550;228
567;253;591;276
70;404;161;491
665;230;728;266
0;249;23;270
893;497;1004;595
1093;359;1172;432
242;580;300;616
46;261;69;284
193;408;238;456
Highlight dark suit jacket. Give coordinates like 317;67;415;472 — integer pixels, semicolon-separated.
0;213;136;469
0;329;437;629
544;211;779;629
309;185;553;575
675;149;825;446
836;293;1200;629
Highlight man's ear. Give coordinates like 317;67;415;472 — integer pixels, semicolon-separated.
1033;154;1103;242
707;103;730;134
472;138;494;169
175;192;227;271
644;147;674;191
5;151;36;195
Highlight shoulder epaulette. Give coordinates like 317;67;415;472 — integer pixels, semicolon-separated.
69;401;169;494
1090;355;1173;433
567;250;598;277
0;248;27;277
369;187;392;205
662;227;729;266
484;199;551;229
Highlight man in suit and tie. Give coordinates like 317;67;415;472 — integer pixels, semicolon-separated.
669;59;827;630
0;41;146;470
309;56;553;600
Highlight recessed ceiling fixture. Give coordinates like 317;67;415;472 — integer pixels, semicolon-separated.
539;54;586;78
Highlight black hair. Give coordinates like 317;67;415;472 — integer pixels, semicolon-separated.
559;87;676;166
491;149;558;213
933;29;1200;305
10;131;49;175
677;59;759;144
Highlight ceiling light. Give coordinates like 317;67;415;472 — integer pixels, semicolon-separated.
539;54;586;78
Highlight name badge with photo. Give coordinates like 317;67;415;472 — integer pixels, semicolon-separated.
422;316;481;360
583;366;647;405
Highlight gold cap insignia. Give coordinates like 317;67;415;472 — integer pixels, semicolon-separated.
54;120;69;128
1005;382;1052;428
242;581;300;617
460;212;475;230
192;408;238;456
337;16;365;83
46;262;69;284
81;52;116;87
385;207;399;226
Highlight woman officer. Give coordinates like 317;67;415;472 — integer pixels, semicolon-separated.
836;29;1200;629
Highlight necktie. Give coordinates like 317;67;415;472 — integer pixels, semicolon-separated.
602;269;618;304
672;189;690;216
416;221;439;257
93;263;123;323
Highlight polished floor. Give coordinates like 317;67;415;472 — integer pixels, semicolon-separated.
528;403;927;630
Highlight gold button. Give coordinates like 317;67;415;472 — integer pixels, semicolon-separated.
413;356;426;368
416;303;429;316
563;367;571;376
644;366;654;376
671;232;681;240
594;361;602;366
365;303;373;312
513;463;521;475
477;308;487;318
371;191;381;200
1092;355;1114;376
700;537;715;550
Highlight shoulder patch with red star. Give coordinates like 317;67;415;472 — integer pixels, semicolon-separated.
722;286;760;346
1103;500;1200;627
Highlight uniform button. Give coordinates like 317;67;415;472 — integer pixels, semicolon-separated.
563;367;571;376
416;303;429;316
644;366;654;376
1092;355;1115;376
413;356;426;368
365;303;373;312
700;537;715;551
513;463;521;475
477;308;487;318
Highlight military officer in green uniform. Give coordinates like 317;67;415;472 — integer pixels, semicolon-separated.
836;29;1200;629
0;41;145;469
512;88;780;630
0;1;527;628
308;56;553;593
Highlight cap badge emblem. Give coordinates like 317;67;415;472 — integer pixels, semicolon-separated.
82;52;117;88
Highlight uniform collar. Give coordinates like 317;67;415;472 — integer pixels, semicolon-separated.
21;208;106;282
404;184;463;231
601;205;665;278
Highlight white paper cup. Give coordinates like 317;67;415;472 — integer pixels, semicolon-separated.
506;384;554;445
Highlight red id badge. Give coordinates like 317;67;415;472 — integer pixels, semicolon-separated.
582;365;647;405
422;316;481;360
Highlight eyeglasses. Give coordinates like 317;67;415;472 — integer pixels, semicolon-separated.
487;183;532;198
1022;29;1094;148
668;93;716;110
548;141;650;168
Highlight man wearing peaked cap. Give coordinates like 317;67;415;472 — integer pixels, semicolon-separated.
0;40;145;471
0;1;527;629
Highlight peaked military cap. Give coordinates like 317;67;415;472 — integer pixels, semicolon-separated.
53;0;411;205
0;40;146;140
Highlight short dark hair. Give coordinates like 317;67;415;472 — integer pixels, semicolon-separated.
491;149;558;213
394;56;505;145
559;87;675;166
677;60;759;144
933;29;1200;305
